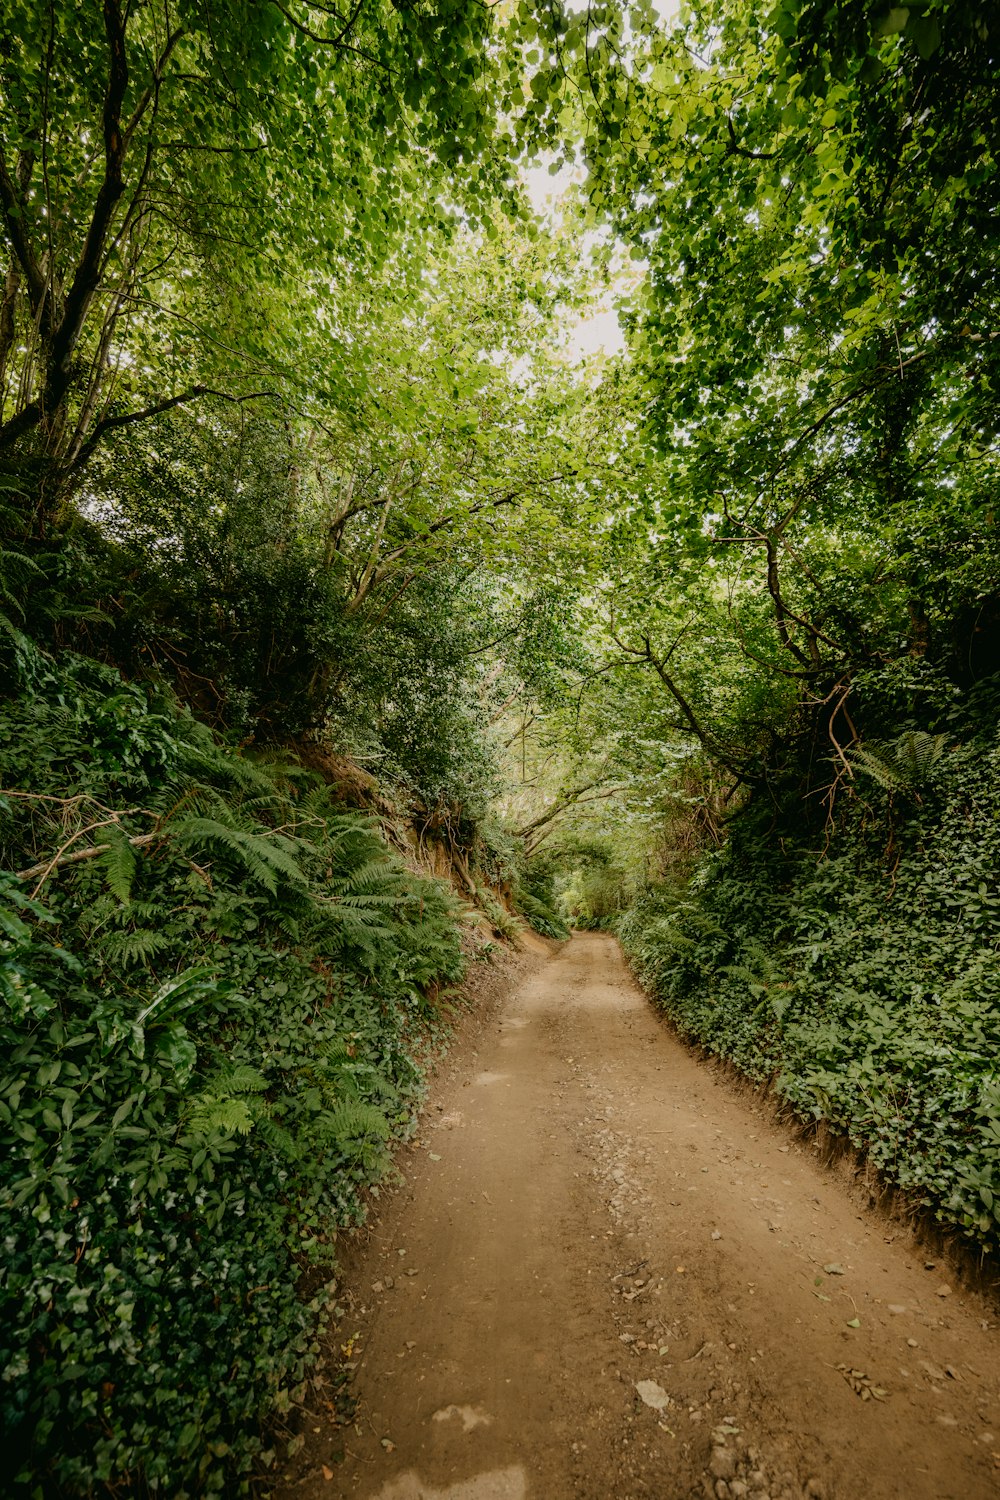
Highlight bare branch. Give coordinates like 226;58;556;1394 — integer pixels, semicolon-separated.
48;0;131;385
0;147;46;316
725;115;780;162
19;828;160;895
67;385;283;473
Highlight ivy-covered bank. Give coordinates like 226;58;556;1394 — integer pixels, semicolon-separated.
0;642;469;1496
620;707;1000;1255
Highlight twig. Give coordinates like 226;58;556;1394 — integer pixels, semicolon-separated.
18;830;160;893
614;1259;649;1279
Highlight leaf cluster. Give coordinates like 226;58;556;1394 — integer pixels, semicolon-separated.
619;694;1000;1251
0;644;466;1495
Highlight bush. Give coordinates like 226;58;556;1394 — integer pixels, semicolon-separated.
513;888;569;940
619;718;1000;1251
0;644;464;1495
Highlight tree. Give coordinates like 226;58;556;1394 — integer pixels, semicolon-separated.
546;0;1000;800
0;0;566;515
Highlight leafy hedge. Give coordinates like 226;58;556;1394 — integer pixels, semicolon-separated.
619;723;1000;1251
0;643;465;1495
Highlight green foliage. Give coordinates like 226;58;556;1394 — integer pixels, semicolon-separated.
513;889;570;942
848;730;947;792
620;707;1000;1251
0;0;578;481
3;0;1000;1484
474;887;523;945
528;0;1000;821
552;836;635;932
0;648;465;1496
504;853;566;940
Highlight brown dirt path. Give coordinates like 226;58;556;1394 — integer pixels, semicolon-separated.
279;932;1000;1500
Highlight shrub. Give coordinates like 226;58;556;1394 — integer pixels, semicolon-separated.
619;720;1000;1251
0;644;464;1495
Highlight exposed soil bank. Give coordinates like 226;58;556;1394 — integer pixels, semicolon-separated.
278;933;1000;1500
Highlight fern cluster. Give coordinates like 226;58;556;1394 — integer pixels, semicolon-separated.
847;730;947;792
0;645;466;1497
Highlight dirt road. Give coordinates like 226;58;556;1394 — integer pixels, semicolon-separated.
280;933;1000;1500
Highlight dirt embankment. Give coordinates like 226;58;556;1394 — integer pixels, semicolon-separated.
278;933;1000;1500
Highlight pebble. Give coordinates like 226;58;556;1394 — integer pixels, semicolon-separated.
716;1484;731;1500
711;1448;737;1482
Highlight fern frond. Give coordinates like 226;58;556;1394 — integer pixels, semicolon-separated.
124;898;168;922
0;545;42;618
173;816;306;893
331;856;402;896
317;1100;391;1143
725;963;762;986
176;745;284;802
313;1035;352;1064
273;911;302;943
99;927;170;967
98;825;138;905
186;1096;259;1137
847;745;910;791
206;1064;269;1095
184;1065;270;1140
848;730;946;791
895;730;946;779
255;1115;299;1159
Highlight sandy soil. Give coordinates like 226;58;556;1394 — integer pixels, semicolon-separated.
277;932;1000;1500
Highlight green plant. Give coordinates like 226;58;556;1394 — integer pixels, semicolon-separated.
618;714;1000;1251
0;647;465;1496
475;887;523;944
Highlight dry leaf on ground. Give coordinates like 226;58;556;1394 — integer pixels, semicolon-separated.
836;1364;888;1401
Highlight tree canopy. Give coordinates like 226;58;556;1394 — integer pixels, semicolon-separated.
3;0;1000;1492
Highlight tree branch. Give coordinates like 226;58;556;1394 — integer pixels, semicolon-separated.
725;115;780;161
522;786;624;855
46;0;130;394
0;147;46;317
609;620;753;782
67;385;284;473
764;533;812;667
18;830;160;895
121;28;185;148
265;0;377;62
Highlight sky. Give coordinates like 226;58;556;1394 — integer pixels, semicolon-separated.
520;0;680;363
520;159;630;364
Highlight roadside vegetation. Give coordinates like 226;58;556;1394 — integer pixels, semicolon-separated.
2;0;999;1491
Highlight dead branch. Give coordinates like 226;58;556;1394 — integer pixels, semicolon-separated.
19;830;161;896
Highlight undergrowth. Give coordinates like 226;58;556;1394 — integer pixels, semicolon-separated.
620;716;1000;1254
0;640;465;1496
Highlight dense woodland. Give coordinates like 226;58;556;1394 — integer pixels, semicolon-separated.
1;0;999;1492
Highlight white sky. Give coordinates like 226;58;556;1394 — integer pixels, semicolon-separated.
522;159;628;364
519;0;679;364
